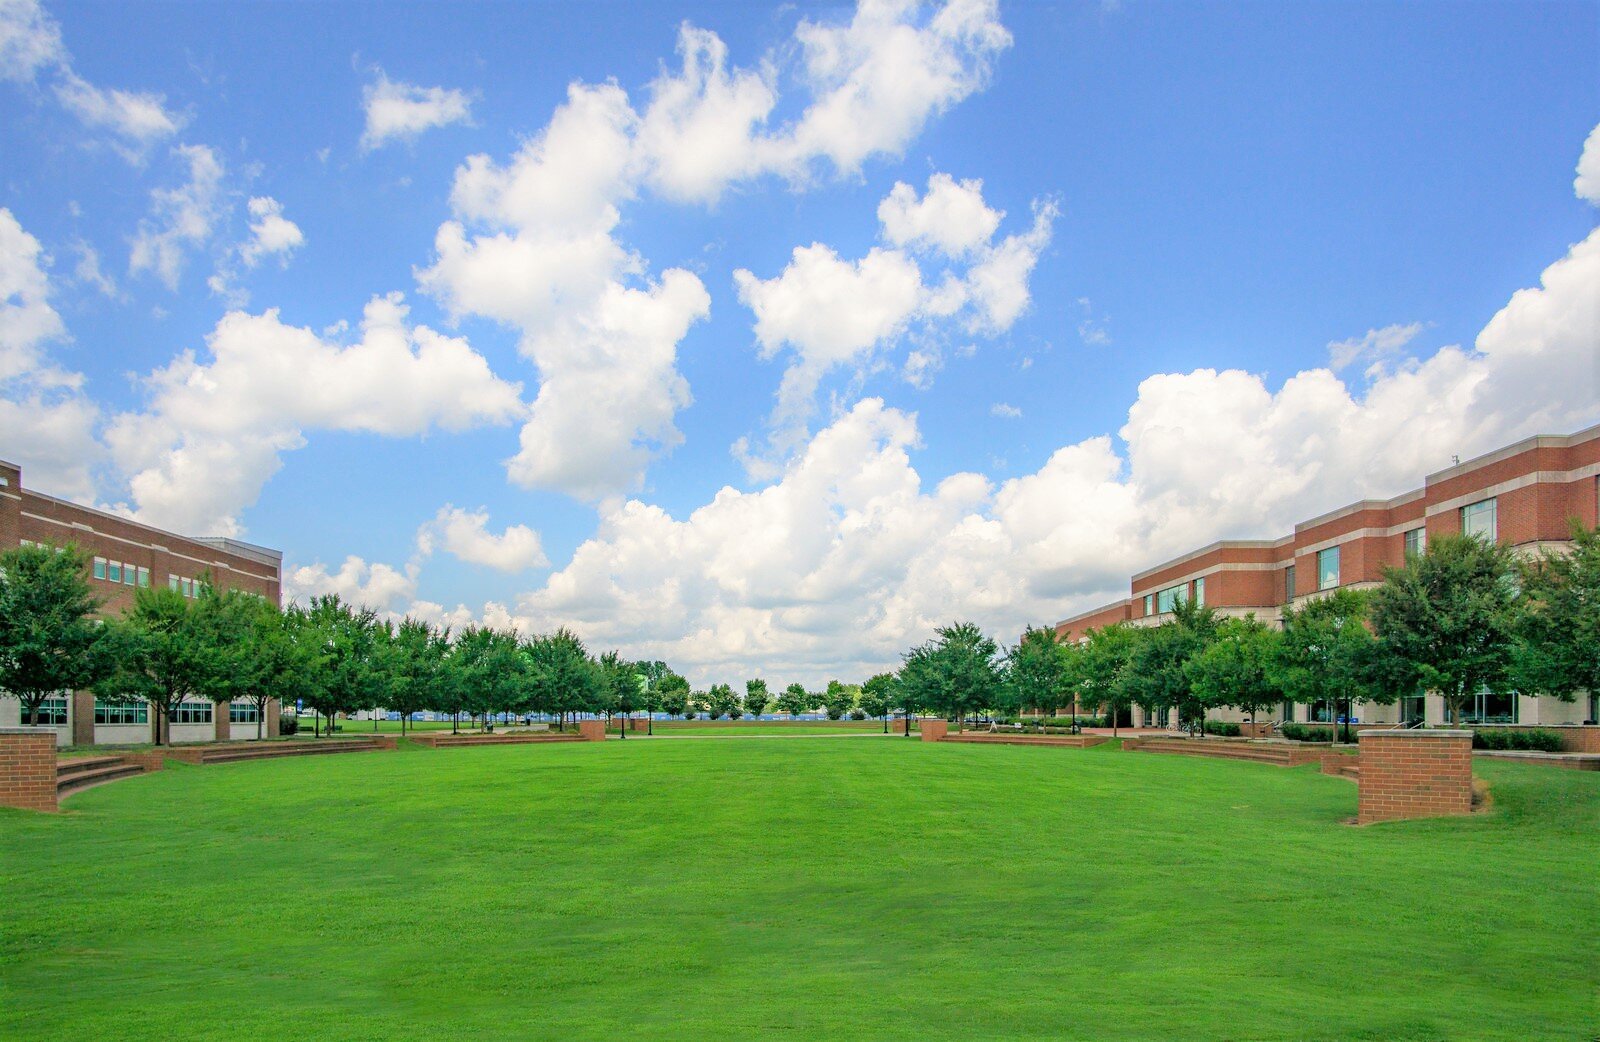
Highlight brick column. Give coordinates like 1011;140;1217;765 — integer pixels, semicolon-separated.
1357;729;1473;825
919;719;949;742
265;699;281;738
71;690;95;746
577;720;607;741
0;727;59;813
214;702;231;742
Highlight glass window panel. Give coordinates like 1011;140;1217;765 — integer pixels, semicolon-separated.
1284;565;1296;603
1461;499;1497;542
1194;576;1206;607
1403;528;1425;557
107;561;121;583
93;558;107;579
137;567;150;587
1318;547;1340;590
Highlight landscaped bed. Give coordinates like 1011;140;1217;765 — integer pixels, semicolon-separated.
3;739;1594;1041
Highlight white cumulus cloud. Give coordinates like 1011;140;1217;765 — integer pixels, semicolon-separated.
0;207;101;500
361;71;473;150
106;292;526;535
416;504;548;573
129;144;226;290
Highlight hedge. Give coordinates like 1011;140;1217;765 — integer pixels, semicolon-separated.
1472;728;1563;752
1202;720;1242;737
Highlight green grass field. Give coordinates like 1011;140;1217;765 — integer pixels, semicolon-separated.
3;740;1595;1041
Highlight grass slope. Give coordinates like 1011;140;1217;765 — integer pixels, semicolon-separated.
2;740;1595;1041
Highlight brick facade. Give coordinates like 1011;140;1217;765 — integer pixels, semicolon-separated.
0;728;59;812
1056;424;1600;643
919;719;949;742
1357;730;1473;824
1;460;284;748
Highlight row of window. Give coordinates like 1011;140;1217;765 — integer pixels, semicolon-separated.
92;557;151;588
25;700;258;725
1281;500;1490;603
169;575;209;598
1142;576;1206;616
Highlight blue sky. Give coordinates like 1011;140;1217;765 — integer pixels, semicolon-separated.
2;0;1597;685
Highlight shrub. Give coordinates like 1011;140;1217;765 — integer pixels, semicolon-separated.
1282;723;1335;743
1472;728;1562;752
848;709;867;721
1203;721;1242;737
278;714;298;736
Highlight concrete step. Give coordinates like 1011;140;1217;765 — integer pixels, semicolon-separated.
55;755;127;778
1134;740;1294;765
56;762;143;795
201;741;383;764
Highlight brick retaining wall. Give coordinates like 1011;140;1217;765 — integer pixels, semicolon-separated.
1357;729;1473;825
0;727;59;812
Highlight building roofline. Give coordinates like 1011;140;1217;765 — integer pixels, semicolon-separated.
1053;598;1132;631
22;488;282;570
1131;539;1281;583
1422;421;1600;485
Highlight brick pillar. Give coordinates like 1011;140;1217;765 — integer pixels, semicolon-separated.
1357;729;1473;825
577;720;607;741
919;719;949;742
0;727;59;812
213;703;230;742
71;690;95;746
266;699;281;738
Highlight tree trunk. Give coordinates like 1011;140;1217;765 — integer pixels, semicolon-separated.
26;701;39;727
257;708;264;741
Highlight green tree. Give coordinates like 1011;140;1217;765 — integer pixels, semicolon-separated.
911;621;1001;732
1369;534;1518;726
382;618;450;734
600;650;641;737
1065;624;1140;736
1004;626;1070;725
526;628;600;730
823;679;857;720
656;673;691;720
300;594;385;737
455;626;528;731
1119;599;1219;734
1187;614;1281;724
96;586;230;745
1513;520;1600;707
0;543;109;728
859;672;896;732
634;660;677;734
705;682;740;720
235;598;319;739
1273;588;1380;742
744;678;772;717
775;682;814;716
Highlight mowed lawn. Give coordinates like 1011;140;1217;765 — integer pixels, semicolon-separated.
2;741;1595;1041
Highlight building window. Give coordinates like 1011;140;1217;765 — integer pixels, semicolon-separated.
1156;584;1188;613
1317;546;1340;591
1193;576;1206;607
1403;528;1425;557
1284;564;1296;604
93;557;107;580
95;700;149;725
1461;498;1497;542
137;567;150;588
123;564;136;585
170;701;214;724
31;697;68;725
230;703;261;723
108;561;123;583
1460;690;1517;724
1142;594;1153;616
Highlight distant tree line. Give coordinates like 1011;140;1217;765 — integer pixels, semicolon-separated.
890;525;1600;738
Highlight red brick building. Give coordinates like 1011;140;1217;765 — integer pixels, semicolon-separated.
0;459;284;746
1055;425;1600;729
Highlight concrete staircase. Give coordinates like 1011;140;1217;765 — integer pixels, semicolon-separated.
55;755;144;796
407;732;586;748
187;738;393;765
